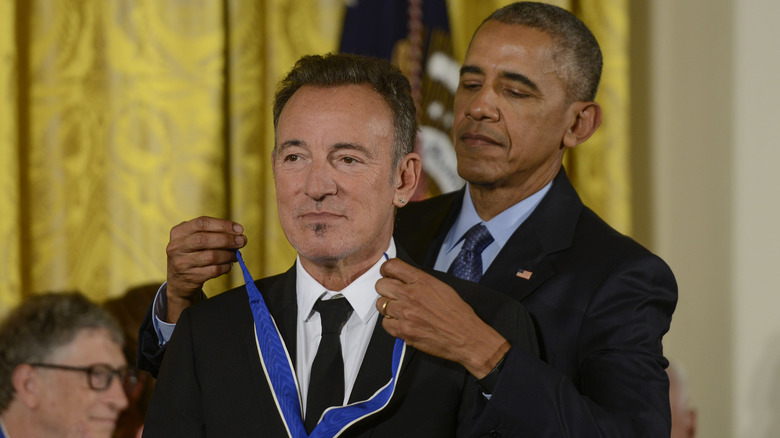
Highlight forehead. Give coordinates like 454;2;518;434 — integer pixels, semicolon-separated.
465;21;562;86
276;84;394;147
48;328;125;366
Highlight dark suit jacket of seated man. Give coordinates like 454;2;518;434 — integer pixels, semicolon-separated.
141;53;539;438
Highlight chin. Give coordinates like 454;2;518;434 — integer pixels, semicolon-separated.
296;242;352;263
458;167;500;186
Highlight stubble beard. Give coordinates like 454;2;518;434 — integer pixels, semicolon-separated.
311;223;328;237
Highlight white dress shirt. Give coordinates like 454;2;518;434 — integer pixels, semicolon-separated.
153;240;396;413
296;240;394;410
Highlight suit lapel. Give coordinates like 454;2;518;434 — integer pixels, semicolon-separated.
261;266;299;363
242;266;299;388
239;267;300;432
395;189;463;268
481;230;557;302
349;316;400;402
350;250;419;403
480;168;583;302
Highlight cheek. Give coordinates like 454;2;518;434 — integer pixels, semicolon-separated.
42;390;92;430
452;101;467;126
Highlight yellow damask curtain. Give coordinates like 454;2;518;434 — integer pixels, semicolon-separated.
1;0;344;313
1;0;628;314
1;0;20;314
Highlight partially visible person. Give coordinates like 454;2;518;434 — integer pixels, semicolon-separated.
667;361;697;438
104;284;159;438
392;2;677;435
0;292;131;438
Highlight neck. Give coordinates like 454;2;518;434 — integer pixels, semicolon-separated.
469;166;559;221
1;407;40;438
299;245;389;291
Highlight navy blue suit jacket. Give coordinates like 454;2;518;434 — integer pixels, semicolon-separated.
394;168;677;437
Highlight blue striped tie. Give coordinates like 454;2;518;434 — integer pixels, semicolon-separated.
447;223;494;282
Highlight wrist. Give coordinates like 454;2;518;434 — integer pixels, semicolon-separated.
165;288;202;323
469;338;511;379
476;346;509;394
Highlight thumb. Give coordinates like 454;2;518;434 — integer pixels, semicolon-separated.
380;258;424;284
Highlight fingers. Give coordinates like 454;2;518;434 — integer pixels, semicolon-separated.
375;259;436;320
170;216;244;241
377;296;395;319
167;216;247;260
379;258;425;284
166;216;247;298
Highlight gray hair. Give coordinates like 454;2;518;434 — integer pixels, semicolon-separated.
483;1;602;102
0;292;123;413
272;53;417;167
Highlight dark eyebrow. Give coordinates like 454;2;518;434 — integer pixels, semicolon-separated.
333;142;374;159
460;64;540;93
276;139;305;152
501;71;540;93
460;65;484;77
275;140;375;159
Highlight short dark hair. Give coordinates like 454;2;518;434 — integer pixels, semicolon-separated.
484;1;602;102
273;53;417;167
0;292;123;413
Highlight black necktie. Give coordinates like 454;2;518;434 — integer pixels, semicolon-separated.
305;297;353;432
447;223;494;282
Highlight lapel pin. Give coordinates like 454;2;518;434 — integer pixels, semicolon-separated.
516;269;533;280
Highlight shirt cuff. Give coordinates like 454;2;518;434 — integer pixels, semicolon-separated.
476;348;509;398
152;283;176;347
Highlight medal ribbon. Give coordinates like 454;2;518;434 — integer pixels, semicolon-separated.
238;250;406;438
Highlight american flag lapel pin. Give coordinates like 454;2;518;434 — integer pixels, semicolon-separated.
516;269;533;280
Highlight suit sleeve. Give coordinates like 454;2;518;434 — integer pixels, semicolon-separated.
470;254;677;438
142;308;206;438
137;305;166;378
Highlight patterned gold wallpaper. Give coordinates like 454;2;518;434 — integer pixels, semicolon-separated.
1;0;628;314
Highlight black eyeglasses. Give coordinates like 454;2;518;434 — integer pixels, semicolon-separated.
28;363;138;391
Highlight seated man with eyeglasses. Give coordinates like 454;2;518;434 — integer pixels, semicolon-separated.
0;292;135;438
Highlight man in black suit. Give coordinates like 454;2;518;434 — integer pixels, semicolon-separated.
386;2;677;436
142;53;538;437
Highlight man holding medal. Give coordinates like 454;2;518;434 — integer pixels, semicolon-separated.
142;53;538;437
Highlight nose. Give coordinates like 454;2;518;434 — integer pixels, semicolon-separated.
303;158;338;201
463;86;500;122
103;375;129;411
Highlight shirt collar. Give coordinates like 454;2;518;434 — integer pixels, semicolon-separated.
0;417;10;438
442;181;553;254
296;239;396;326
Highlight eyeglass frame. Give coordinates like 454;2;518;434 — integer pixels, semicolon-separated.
27;362;138;391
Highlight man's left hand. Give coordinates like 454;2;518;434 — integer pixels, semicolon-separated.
375;258;510;379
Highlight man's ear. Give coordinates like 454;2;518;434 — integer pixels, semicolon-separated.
11;364;42;408
393;152;422;208
562;101;602;148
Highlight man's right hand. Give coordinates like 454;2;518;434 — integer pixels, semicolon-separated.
165;216;247;323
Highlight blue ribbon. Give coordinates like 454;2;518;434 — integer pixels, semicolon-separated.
237;250;405;438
